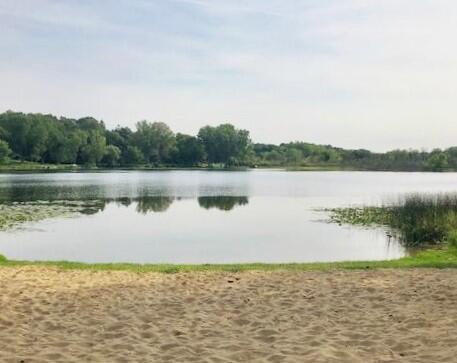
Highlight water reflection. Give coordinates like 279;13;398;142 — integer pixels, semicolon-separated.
0;171;252;202
0;171;424;263
68;196;250;215
136;196;174;214
0;184;108;202
198;196;249;211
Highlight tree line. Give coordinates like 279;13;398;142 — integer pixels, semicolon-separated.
0;111;251;167
0;111;455;171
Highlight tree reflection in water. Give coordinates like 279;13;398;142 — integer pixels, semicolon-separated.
135;196;174;214
198;196;249;211
106;196;249;213
11;195;250;217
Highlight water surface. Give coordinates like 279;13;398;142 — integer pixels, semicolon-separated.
1;170;456;263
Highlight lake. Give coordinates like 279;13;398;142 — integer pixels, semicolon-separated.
1;170;457;264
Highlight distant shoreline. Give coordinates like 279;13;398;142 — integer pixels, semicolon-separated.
1;161;457;173
1;111;455;173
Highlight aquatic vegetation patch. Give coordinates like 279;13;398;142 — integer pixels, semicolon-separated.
328;194;457;247
0;200;105;231
328;206;393;227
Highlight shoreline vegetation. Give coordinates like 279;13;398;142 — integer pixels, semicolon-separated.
1;162;456;173
1;248;457;273
1;111;457;172
0;161;446;173
0;161;355;172
328;194;457;248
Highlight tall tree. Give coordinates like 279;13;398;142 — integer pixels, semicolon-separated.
106;127;138;165
78;129;107;165
102;145;121;166
197;124;251;165
133;121;175;164
174;133;205;166
124;146;144;165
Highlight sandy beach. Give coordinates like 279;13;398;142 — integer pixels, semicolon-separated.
1;267;457;363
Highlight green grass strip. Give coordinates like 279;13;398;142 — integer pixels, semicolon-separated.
1;248;457;273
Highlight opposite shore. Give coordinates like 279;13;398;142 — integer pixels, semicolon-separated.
1;160;457;173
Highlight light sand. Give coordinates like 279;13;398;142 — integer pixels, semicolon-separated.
1;267;457;363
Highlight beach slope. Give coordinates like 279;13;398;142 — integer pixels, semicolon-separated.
1;267;456;362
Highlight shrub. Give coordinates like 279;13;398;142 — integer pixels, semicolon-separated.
0;140;11;163
447;230;457;249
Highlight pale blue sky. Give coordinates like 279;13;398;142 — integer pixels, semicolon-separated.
1;0;457;151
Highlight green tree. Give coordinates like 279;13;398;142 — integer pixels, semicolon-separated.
264;149;284;164
174;133;205;166
78;129;106;166
106;127;134;165
44;124;66;163
445;147;457;169
63;130;87;164
197;124;251;165
0;112;30;157
426;150;448;171
102;145;121;166
0;140;12;163
26;117;49;161
133;121;175;164
124;146;144;165
285;148;303;165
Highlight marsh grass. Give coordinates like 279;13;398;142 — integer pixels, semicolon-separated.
446;230;457;249
393;194;457;245
330;193;457;247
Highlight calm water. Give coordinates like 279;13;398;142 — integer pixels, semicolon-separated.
1;170;457;263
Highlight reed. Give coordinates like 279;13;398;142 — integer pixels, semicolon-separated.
330;193;457;247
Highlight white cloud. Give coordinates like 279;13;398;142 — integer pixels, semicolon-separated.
1;0;457;151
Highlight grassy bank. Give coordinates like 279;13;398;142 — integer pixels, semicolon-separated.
2;161;457;173
1;247;456;273
2;162;452;173
0;161;81;172
0;162;301;172
284;165;360;171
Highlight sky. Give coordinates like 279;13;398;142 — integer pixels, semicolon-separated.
1;0;457;151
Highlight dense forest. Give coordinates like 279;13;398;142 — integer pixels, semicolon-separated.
0;110;454;171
